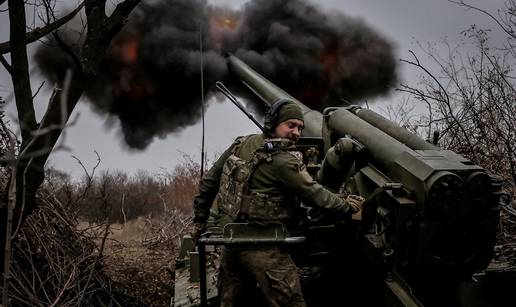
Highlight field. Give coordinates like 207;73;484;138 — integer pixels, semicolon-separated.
4;163;197;306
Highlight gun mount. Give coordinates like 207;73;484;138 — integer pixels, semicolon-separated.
173;55;508;307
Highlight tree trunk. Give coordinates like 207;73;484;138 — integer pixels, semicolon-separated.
1;0;141;277
1;73;86;275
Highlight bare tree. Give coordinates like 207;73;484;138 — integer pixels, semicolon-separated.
0;0;141;280
398;0;516;264
399;16;516;190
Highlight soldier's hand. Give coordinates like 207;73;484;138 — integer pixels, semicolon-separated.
346;194;365;215
191;222;206;245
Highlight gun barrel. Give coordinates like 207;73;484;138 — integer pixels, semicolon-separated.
326;108;416;170
227;54;323;137
350;107;438;150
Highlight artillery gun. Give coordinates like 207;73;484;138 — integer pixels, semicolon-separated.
172;55;508;307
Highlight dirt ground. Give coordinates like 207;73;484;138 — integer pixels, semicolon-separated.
88;219;181;307
103;244;176;306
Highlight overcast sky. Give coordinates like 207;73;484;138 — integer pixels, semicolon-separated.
0;0;507;179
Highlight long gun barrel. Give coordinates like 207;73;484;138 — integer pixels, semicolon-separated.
227;54;435;151
350;107;438;150
227;54;323;137
326;107;416;172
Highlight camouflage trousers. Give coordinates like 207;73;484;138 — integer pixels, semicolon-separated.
219;247;306;307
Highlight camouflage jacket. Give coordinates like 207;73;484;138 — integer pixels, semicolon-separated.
193;134;355;225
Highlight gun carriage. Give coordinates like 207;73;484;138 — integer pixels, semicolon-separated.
173;55;505;307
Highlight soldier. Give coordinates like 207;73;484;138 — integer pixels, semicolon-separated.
192;100;364;307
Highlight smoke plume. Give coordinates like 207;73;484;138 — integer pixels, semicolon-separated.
35;0;398;149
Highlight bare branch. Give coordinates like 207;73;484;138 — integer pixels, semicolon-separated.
449;0;516;39
31;81;45;99
400;49;480;161
0;2;86;55
0;54;12;74
72;150;101;184
78;221;110;305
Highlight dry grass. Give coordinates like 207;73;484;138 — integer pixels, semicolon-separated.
5;192;113;307
3;156;199;306
89;212;192;307
103;242;175;307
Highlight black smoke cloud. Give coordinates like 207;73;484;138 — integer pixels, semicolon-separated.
34;0;398;149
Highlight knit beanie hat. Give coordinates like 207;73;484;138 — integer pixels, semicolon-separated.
276;101;304;124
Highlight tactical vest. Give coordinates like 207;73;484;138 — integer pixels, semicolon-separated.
216;136;296;223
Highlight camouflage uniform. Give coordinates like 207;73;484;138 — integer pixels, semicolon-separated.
193;134;357;307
